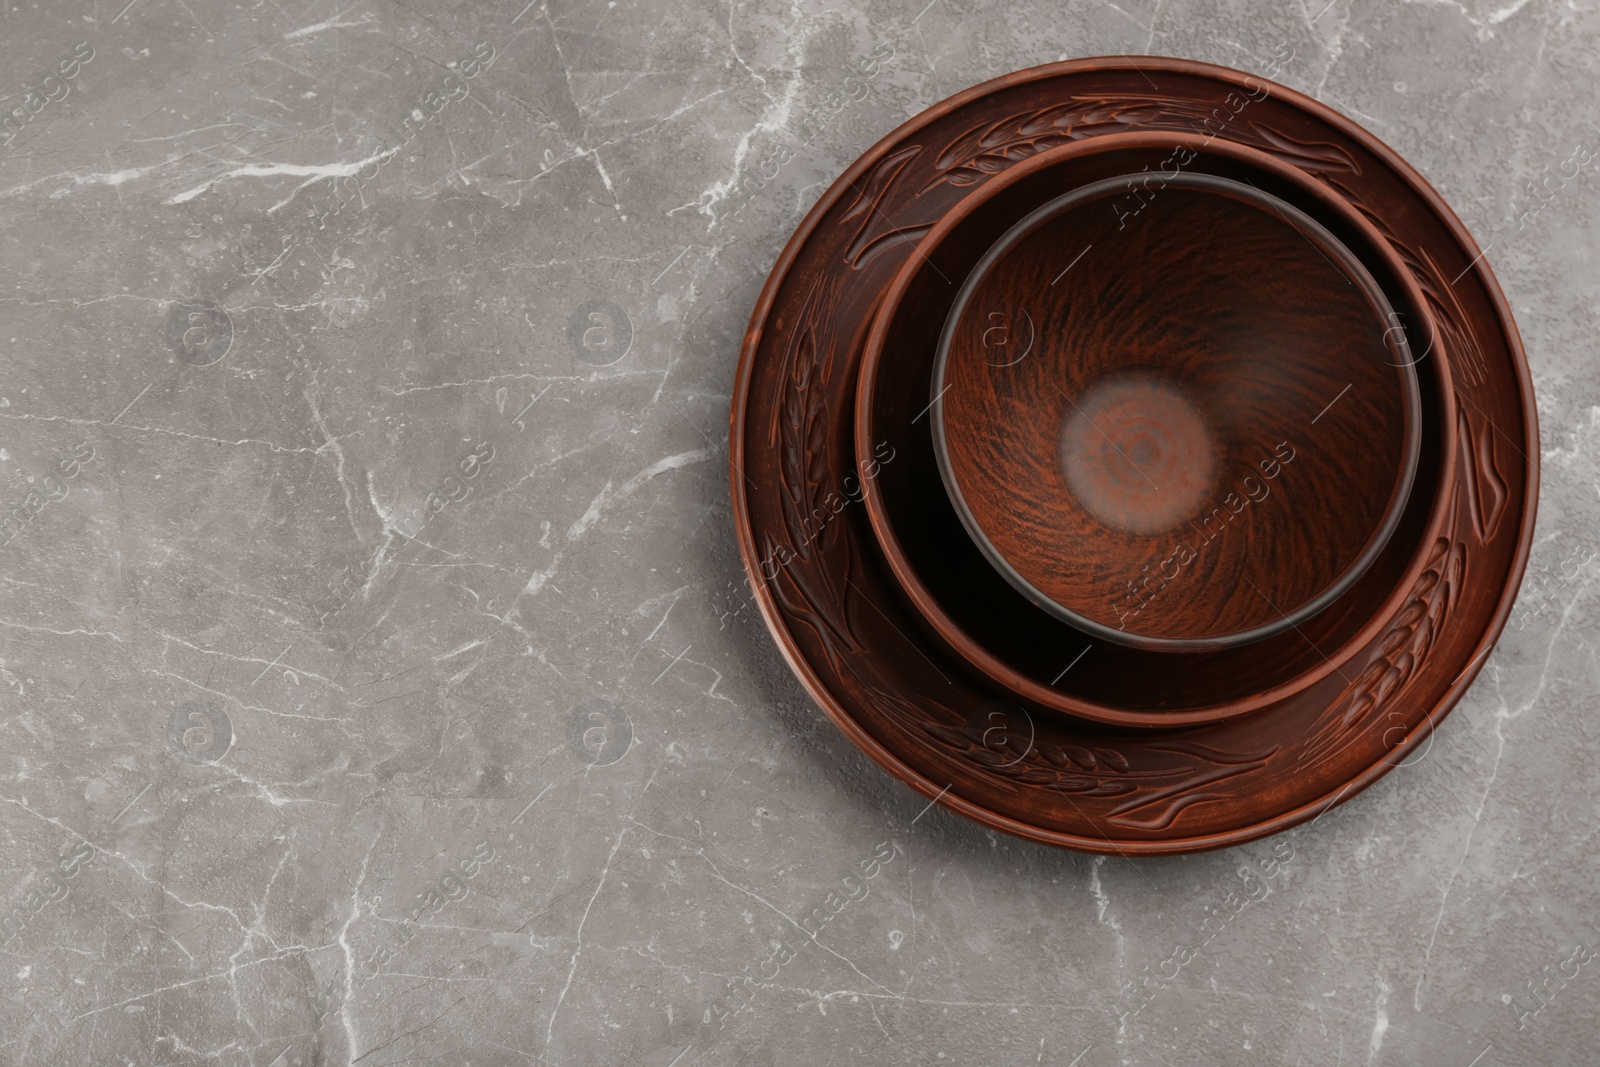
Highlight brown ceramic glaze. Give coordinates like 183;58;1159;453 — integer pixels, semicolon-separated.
731;58;1536;853
859;132;1452;726
933;172;1422;650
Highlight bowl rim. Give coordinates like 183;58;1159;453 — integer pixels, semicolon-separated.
854;128;1460;727
928;169;1424;652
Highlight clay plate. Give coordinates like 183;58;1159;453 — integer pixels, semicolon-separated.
856;131;1454;726
730;57;1536;853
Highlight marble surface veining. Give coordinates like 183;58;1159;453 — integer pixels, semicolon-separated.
0;0;1596;1063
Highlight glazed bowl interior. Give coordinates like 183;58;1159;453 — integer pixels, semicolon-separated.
856;133;1453;723
932;173;1422;652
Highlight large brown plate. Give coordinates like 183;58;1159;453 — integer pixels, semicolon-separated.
729;57;1537;854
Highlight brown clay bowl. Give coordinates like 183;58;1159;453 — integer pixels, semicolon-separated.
854;130;1457;727
931;172;1422;651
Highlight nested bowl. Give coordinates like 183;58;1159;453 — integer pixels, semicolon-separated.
932;172;1421;651
854;131;1458;727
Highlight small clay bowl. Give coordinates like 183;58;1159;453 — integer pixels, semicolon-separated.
932;173;1422;652
855;131;1456;726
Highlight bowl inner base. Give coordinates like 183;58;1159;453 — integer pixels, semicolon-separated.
1061;373;1218;536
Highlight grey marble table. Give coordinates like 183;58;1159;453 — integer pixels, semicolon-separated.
0;0;1595;1064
